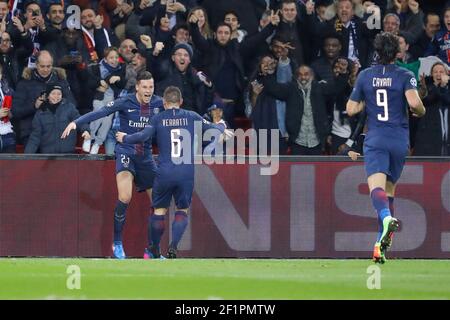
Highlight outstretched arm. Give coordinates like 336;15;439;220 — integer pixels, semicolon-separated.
118;125;156;144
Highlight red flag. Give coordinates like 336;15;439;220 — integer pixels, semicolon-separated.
2;95;12;123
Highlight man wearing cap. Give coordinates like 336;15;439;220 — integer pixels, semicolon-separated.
154;42;214;114
24;83;89;153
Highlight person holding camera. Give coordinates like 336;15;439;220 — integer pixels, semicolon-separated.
24;83;90;153
12;50;76;145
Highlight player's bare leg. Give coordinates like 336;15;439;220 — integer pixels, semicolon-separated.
368;173;399;263
112;171;134;259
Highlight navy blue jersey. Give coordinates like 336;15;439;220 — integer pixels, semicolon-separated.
74;93;163;156
350;64;417;141
124;108;225;181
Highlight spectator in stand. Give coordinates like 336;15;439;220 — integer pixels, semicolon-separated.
39;1;65;46
110;0;135;42
155;43;215;114
187;6;213;39
274;0;309;66
24;83;90;154
414;62;450;156
308;0;377;68
21;0;51;68
83;47;126;154
410;12;441;60
224;10;247;43
201;0;267;36
0;28;34;90
125;0;153;45
0;63;15;153
246;54;289;155
72;0;118;29
80;8;118;64
44;27;90;114
327;56;361;154
259;64;331;155
388;0;424;45
12;50;75;145
383;13;401;34
426;7;450;67
189;9;280;127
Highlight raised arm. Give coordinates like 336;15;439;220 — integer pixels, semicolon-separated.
122;125;156;144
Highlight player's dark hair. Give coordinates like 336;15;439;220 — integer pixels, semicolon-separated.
163;86;182;104
374;32;400;65
137;71;153;83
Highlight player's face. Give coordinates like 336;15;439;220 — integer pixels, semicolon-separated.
48;89;62;104
323;38;341;60
119;39;136;62
383;16;399;33
0;3;8;20
215;26;231;46
172;48;191;72
81;9;95;29
281;3;297;23
224;13;239;31
47;4;65;25
425;15;440;37
136;79;155;104
337;0;353;24
431;64;447;84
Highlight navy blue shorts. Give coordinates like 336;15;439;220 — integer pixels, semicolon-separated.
115;152;156;192
363;135;409;184
152;178;194;209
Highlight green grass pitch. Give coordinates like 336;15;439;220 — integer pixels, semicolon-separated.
0;258;449;299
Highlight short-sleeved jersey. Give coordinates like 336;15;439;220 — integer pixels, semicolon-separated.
350;64;417;141
74;93;163;156
124;108;225;181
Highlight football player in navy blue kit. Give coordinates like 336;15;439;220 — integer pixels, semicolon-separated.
346;33;426;263
116;86;231;259
62;72;163;259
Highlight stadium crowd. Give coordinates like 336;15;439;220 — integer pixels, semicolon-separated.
0;0;448;156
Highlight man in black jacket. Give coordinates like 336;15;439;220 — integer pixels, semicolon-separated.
11;50;75;145
155;42;214;114
189;13;279;127
260;64;331;155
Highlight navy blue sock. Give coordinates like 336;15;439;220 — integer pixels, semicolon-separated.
150;214;165;248
114;200;128;242
376;214;383;242
170;211;188;250
388;197;394;217
371;188;391;241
